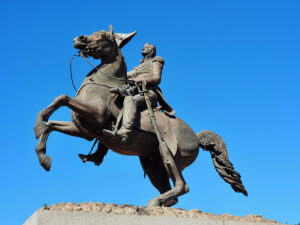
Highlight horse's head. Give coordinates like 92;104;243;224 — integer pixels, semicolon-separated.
73;25;136;60
73;26;116;59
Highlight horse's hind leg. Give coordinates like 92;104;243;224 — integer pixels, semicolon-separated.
145;146;189;207
34;94;103;138
139;156;178;207
36;120;95;171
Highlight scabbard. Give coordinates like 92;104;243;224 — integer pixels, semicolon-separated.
141;83;171;167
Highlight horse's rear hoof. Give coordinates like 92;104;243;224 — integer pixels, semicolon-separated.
34;122;48;139
147;198;162;207
164;197;178;207
40;155;52;171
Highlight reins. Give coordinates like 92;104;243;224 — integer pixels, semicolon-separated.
69;53;99;92
69;54;80;92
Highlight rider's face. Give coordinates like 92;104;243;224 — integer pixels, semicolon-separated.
142;45;152;56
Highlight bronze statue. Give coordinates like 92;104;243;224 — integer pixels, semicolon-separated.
34;25;247;207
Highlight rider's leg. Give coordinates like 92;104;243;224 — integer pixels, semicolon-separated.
117;95;136;141
118;90;157;142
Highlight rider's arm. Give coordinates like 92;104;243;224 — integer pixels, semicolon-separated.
145;61;162;85
136;56;164;85
127;70;136;78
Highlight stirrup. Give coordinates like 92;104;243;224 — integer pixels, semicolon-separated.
117;126;132;143
120;133;129;144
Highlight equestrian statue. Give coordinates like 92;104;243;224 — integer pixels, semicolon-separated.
34;25;247;207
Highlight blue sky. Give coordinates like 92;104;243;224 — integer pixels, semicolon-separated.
0;0;299;224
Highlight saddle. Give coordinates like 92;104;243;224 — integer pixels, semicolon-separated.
106;93;178;155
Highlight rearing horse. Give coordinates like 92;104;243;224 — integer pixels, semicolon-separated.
34;25;247;207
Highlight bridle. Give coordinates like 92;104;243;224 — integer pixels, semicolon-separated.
69;36;125;92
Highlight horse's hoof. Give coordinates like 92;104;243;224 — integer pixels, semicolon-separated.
147;199;162;207
40;155;52;172
164;197;178;207
34;122;48;139
36;140;46;155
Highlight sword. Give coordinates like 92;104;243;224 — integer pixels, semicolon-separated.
128;74;172;166
140;82;171;166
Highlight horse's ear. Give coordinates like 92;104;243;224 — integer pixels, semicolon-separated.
108;25;114;35
114;31;137;48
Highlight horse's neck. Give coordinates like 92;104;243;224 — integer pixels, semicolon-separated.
99;48;127;80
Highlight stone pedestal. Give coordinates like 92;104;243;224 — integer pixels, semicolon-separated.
23;210;282;225
23;203;284;225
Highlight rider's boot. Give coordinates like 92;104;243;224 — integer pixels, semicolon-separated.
78;152;102;166
78;142;108;166
117;122;134;143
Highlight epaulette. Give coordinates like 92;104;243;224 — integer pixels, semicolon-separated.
152;56;165;65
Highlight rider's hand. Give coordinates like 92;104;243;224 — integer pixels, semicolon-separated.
135;78;147;86
128;78;135;85
110;87;119;94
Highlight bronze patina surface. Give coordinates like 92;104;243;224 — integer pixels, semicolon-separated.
34;25;247;207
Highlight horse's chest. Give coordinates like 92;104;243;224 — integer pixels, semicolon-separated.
76;85;107;103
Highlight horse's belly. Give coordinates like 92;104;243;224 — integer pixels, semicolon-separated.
103;130;158;156
171;118;199;169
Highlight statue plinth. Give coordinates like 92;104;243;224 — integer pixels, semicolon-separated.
23;202;283;225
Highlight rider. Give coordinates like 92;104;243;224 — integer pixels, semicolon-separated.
111;42;175;142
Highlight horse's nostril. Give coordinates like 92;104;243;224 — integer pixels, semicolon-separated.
79;35;85;40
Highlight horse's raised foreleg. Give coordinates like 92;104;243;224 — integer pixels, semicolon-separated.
36;120;95;171
34;94;104;139
35;125;52;171
146;146;189;207
46;120;95;140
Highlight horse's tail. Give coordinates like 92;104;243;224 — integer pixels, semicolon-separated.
197;130;248;196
